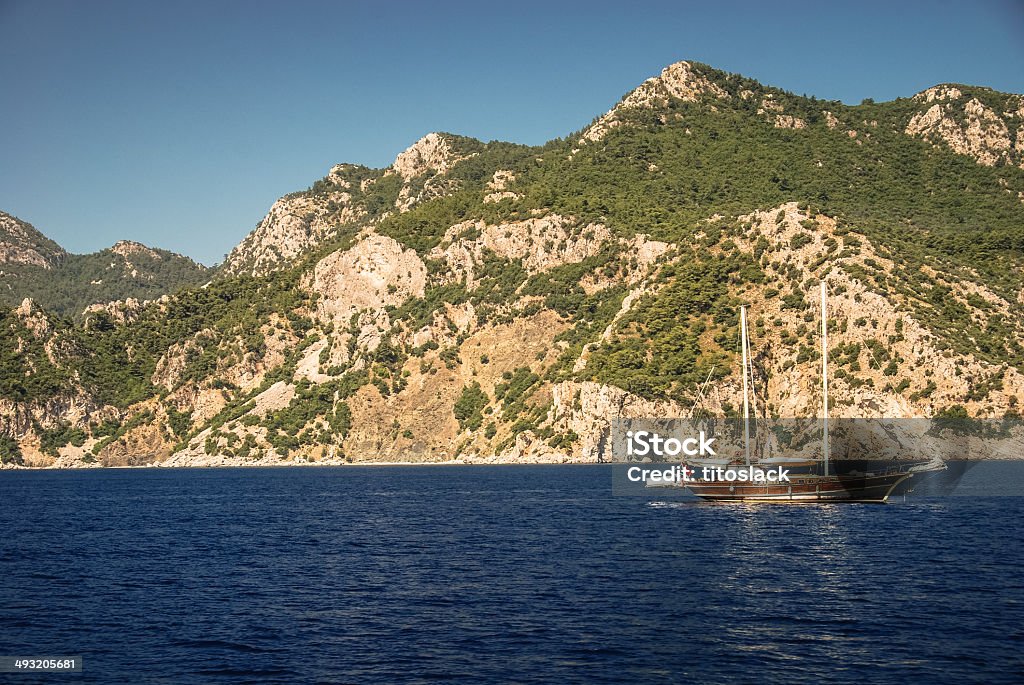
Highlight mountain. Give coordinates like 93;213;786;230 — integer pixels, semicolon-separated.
0;211;67;269
0;212;210;319
2;60;1022;468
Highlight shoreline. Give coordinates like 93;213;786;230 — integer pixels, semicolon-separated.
0;457;601;471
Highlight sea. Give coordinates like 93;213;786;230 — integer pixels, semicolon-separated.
1;464;1022;684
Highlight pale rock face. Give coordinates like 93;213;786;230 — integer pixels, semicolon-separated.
823;111;841;129
0;388;116;466
352;309;391;354
224;188;363;276
914;85;964;103
95;418;174;466
0;212;66;269
580;234;670;295
233;321;296;393
328;165;356;186
110;240;161;261
581;61;728;143
390;133;462;181
186;388;229;424
775;115;806;130
498;430;569;463
906;97;1019;167
444;301;476;333
488;170;516;191
152;321;293;399
14;298;51;338
430;214;612;285
483;171;521;203
82;297;145;326
1;249;44;273
310;234;427;322
389;133;474;212
757;96;783;114
294;338;335;383
550;381;687;461
152;331;213;390
483;191;520;204
395;175;460;213
250;381;297;417
632;61;729;106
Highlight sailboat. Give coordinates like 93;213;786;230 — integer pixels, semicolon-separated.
682;281;944;503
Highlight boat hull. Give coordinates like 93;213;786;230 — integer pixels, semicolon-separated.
684;471;913;503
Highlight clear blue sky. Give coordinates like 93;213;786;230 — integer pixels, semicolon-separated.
2;0;1022;265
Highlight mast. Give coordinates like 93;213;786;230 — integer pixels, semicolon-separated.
821;281;830;475
740;305;751;466
747;319;757;425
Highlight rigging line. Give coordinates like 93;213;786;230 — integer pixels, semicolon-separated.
832;290;886;372
688;365;716;419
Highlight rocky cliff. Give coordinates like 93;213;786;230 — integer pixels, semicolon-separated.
905;85;1024;168
2;61;1022;468
0;212;66;270
221;133;488;277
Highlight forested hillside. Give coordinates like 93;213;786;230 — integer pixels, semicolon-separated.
0;212;209;319
2;61;1022;467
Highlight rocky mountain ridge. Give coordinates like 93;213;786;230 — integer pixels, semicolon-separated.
221;133;488;277
221;63;1024;285
0;215;210;320
0;211;67;270
905;84;1024;168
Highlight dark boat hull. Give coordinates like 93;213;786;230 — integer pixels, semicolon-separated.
684;470;913;503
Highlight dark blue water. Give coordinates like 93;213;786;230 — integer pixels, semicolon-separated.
1;465;1022;684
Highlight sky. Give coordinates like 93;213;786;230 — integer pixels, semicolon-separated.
1;0;1023;265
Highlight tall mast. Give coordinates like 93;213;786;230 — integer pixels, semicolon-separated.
747;320;758;423
821;281;830;475
740;306;751;466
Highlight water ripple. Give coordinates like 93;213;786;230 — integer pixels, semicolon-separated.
0;465;1022;684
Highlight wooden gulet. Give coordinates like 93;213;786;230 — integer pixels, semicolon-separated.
682;281;941;503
